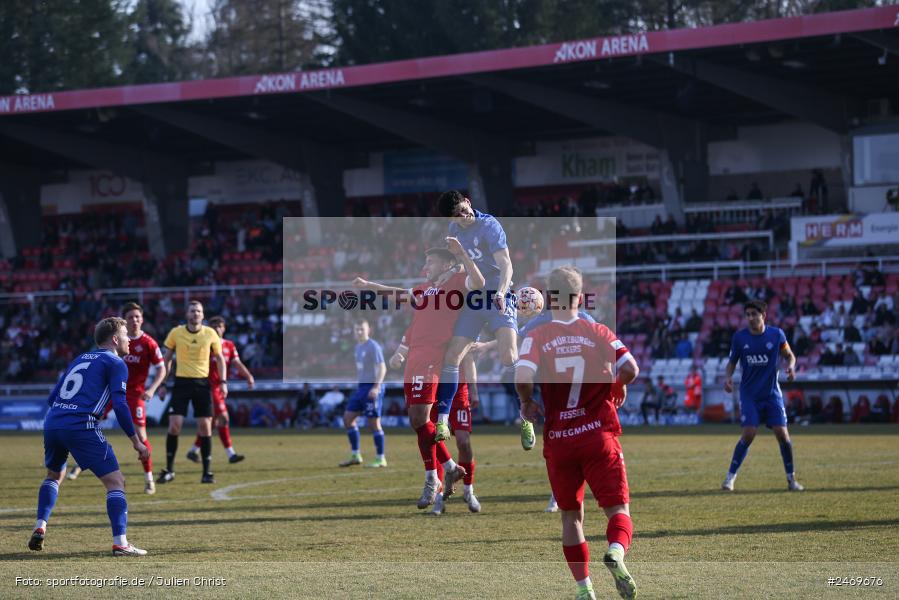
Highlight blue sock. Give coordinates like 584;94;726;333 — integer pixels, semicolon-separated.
347;426;360;453
728;439;751;475
106;490;128;539
435;366;460;418
778;439;794;476
36;478;59;524
373;430;385;457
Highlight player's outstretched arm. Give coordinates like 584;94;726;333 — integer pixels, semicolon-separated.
352;277;409;294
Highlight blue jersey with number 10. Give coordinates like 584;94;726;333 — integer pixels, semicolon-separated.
729;326;787;401
43;349;133;436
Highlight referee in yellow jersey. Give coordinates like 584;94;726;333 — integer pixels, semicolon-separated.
157;301;226;484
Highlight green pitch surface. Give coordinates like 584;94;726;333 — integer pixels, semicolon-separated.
0;426;896;599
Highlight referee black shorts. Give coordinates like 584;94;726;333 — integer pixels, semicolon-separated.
169;377;212;418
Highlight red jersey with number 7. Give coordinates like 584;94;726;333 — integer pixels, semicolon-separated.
518;317;632;445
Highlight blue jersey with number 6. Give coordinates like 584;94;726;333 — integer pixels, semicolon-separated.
44;349;130;431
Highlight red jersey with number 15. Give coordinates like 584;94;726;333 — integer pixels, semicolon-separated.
124;333;163;398
209;339;238;386
403;272;469;351
518;318;632;445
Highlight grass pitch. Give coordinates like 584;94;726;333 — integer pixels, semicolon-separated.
0;425;896;598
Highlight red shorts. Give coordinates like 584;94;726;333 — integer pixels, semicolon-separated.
403;350;443;406
103;393;147;428
212;388;228;417
429;384;471;433
543;433;629;510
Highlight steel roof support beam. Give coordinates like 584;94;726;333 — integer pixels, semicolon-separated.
135;105;339;217
658;55;852;133
468;74;709;213
0;165;41;258
852;31;899;58
308;93;514;213
0;121;187;257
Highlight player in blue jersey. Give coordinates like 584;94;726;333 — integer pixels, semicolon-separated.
29;317;150;556
433;190;518;443
339;319;388;468
722;300;804;492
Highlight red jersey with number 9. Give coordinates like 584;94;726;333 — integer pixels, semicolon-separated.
518;317;632;445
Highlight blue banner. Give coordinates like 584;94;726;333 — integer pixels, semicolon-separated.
383;150;469;194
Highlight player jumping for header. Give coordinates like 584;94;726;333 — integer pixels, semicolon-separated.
433;190;521;445
30;317;150;556
722;299;804;492
516;266;639;600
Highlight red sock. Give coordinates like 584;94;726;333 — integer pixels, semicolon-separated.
435;461;444;483
459;460;475;485
562;542;590;582
218;425;233;450
435;441;451;464
193;434;201;448
415;422;437;470
606;513;633;552
141;438;153;473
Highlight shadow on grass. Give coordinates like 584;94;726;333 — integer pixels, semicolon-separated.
631;483;899;500
640;517;899;539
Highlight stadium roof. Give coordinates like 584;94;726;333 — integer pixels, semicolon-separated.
0;5;897;172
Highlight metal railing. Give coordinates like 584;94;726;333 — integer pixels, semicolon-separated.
570;230;775;252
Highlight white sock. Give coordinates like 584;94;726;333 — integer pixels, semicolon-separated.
191;444;200;454
113;534;128;547
226;447;236;458
437;413;449;425
787;472;795;482
442;458;457;472
145;472;153;482
726;472;737;481
577;577;592;587
608;542;625;554
35;519;47;531
464;483;473;494
377;454;385;460
425;469;438;482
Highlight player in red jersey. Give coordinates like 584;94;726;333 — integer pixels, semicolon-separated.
187;316;255;465
428;353;480;515
70;302;167;494
516;266;639;600
355;238;484;510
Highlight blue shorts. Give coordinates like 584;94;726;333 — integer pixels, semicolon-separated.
739;394;787;428
346;384;384;418
44;427;120;477
452;291;518;339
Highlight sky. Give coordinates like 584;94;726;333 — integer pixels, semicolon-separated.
179;0;214;43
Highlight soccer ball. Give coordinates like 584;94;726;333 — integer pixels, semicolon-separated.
516;286;544;318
